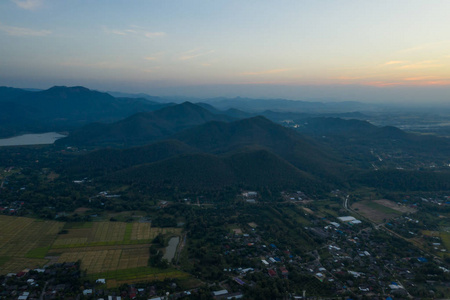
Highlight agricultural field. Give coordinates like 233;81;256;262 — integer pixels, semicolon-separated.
53;221;181;248
57;245;149;273
0;215;183;285
441;232;450;254
85;266;189;288
0;215;63;273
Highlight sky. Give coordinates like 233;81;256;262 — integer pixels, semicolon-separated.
1;0;450;103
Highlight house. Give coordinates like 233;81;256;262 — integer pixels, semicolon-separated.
338;216;356;222
280;267;289;277
212;290;228;296
226;292;243;299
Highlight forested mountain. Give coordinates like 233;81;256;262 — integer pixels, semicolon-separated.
174;116;346;183
66;140;198;177
0;86;168;137
64;112;347;193
105;148;323;193
58;102;234;146
0;86;32;102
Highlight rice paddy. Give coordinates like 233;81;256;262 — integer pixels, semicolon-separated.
0;215;183;284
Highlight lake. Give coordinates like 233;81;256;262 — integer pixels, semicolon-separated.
0;132;66;147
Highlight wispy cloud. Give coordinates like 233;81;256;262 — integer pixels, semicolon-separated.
11;0;43;10
241;68;291;76
104;26;165;38
383;60;408;66
403;76;438;81
144;52;165;61
336;75;368;80
363;81;404;87
398;60;443;70
398;41;450;53
179;49;215;61
0;23;51;36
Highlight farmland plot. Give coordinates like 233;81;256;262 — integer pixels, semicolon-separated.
53;222;127;247
57;246;149;274
0;215;63;274
0;215;184;284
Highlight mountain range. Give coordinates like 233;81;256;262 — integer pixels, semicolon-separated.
0;86;168;137
2;85;450;195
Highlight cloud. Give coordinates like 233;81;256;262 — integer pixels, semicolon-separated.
0;23;51;36
398;41;450;53
241;68;291;76
397;60;443;70
104;26;165;39
383;61;408;66
11;0;43;10
109;29;136;35
363;81;404;87
144;56;158;61
403;76;438;81
179;49;215;61
336;76;368;80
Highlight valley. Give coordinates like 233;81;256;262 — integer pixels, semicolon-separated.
1;86;450;299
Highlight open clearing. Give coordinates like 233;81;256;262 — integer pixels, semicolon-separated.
352;200;401;223
374;199;417;214
441;232;450;253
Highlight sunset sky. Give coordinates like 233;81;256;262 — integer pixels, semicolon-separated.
1;0;450;102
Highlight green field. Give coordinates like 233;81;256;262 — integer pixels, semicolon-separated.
362;201;401;215
0;215;184;284
85;266;189;288
441;232;450;253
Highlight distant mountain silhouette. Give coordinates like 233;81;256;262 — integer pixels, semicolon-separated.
0;86;31;102
295;117;450;168
59;102;234;146
0;86;168;137
202;97;377;113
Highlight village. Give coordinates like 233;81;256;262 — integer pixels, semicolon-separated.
0;185;450;299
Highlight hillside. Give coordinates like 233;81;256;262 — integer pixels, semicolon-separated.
295;117;450;168
174;116;346;183
65;140;198;177
105;148;323;193
59;102;234;146
0;86;168;137
0;86;31;102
